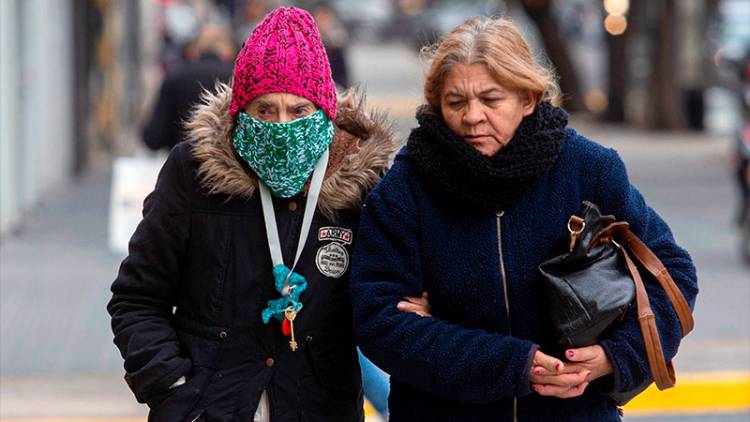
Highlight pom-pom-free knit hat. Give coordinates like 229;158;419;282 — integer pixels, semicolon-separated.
229;7;337;119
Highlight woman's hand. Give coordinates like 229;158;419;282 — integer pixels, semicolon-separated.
396;292;431;317
530;349;590;398
530;345;613;398
561;345;613;382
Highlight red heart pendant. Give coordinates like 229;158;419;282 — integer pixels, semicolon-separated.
281;317;291;336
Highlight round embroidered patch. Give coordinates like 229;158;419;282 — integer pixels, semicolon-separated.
315;243;349;278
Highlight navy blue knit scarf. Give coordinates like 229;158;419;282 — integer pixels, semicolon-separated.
407;101;568;211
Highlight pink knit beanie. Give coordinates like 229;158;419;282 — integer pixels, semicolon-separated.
229;7;337;119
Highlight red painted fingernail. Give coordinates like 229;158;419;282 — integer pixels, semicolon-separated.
555;362;561;370
567;350;575;358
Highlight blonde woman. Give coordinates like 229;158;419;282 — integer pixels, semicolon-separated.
350;16;697;421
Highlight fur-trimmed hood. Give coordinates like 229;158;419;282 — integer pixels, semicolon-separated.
185;83;397;221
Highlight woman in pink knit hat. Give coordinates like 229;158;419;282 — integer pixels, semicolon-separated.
108;7;397;421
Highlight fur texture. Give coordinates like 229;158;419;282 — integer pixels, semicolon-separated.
185;82;397;221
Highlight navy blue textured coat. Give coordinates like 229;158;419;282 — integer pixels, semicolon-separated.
350;129;698;421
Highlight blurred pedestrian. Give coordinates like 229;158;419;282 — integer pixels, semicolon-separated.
142;24;236;152
357;349;390;418
350;16;698;421
158;2;200;73
312;1;350;89
109;7;396;421
733;46;750;263
232;0;270;47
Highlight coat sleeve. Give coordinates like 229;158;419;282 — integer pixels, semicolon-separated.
595;148;698;394
142;77;178;151
107;144;193;404
350;170;536;404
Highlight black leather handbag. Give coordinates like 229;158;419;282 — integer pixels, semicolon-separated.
539;202;635;348
539;201;694;404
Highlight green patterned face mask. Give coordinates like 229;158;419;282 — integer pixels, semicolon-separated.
233;109;334;198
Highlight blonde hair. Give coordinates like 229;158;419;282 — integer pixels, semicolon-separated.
422;16;560;114
191;25;236;62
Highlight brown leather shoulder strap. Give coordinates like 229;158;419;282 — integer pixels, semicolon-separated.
623;231;694;337
621;248;676;390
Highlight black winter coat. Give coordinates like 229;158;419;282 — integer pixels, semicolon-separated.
143;53;233;151
108;84;395;422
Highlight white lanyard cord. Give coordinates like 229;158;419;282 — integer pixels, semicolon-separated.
258;149;329;276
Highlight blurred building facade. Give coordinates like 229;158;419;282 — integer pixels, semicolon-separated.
1;0;75;235
0;0;147;236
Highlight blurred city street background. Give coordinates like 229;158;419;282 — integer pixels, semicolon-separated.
1;0;750;421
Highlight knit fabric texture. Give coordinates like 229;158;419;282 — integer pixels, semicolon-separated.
407;101;568;211
260;264;307;324
229;6;337;119
232;109;334;197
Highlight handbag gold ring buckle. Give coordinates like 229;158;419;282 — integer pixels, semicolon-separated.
567;216;585;252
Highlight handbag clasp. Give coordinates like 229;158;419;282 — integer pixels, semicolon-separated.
567;216;585;252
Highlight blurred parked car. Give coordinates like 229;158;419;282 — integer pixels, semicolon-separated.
716;0;750;62
330;0;394;42
384;0;502;50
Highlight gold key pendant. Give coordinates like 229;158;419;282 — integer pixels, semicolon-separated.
284;309;298;351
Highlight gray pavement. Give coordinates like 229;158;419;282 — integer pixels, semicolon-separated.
1;42;749;420
0;167;143;418
1;171;125;376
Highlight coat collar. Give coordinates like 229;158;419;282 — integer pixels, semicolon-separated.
185;82;397;221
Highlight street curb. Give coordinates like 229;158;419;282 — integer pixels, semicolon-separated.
623;370;750;415
0;401;382;422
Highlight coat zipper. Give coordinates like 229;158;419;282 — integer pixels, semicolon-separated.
496;210;517;422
